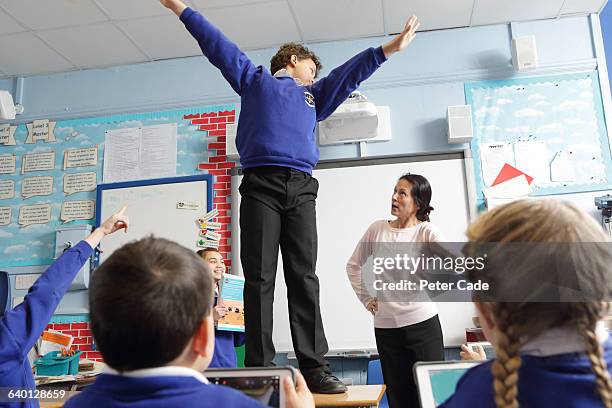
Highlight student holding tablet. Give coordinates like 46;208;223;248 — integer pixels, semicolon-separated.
346;174;446;408
440;200;612;408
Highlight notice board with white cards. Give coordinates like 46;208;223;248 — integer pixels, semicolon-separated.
465;72;612;208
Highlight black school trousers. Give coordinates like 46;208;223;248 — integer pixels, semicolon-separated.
239;166;330;375
375;315;445;408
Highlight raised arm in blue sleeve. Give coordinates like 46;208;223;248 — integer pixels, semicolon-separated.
0;241;93;356
309;46;387;121
180;7;259;95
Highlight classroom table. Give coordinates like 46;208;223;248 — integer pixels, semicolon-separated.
313;385;386;407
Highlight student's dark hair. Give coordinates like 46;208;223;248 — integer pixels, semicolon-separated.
398;173;434;222
196;247;220;258
270;42;322;77
467;200;612;408
90;237;214;372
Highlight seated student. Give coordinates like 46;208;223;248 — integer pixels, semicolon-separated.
65;237;314;408
440;199;612;408
197;248;246;368
0;205;129;408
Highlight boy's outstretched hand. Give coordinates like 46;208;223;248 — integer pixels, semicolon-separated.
382;16;420;58
84;204;130;249
160;0;188;16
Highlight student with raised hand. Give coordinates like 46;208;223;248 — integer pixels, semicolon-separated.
440;199;612;408
65;237;314;408
196;247;246;368
0;205;129;408
160;0;420;393
346;174;446;408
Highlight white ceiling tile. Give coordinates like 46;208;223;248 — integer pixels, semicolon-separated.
0;0;107;30
40;23;148;68
0;7;25;35
117;15;202;60
472;0;565;26
289;0;384;42
198;2;301;49
560;0;606;15
94;0;168;20
384;0;473;32
191;0;271;9
0;33;74;76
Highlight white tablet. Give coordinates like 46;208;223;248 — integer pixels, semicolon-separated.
414;361;480;407
205;366;296;408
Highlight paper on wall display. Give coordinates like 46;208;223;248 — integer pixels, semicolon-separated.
21;176;54;199
21;150;55;173
0;124;17;146
217;273;245;332
513;140;550;185
0;179;15;200
103;124;177;183
103;127;140;183
63;172;97;195
479;142;514;187
483;163;533;209
550;150;576;182
0;206;11;225
60;200;95;222
0;154;16;174
15;273;40;290
18;203;51;227
63;146;98;169
25;119;56;144
140;124;177;179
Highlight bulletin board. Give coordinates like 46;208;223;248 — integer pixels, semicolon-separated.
0;104;235;268
465;72;612;206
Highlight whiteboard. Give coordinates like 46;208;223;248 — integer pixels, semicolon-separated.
96;175;213;264
231;153;477;352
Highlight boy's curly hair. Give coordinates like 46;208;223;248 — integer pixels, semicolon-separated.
270;42;322;77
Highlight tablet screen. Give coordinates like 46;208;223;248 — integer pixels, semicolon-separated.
208;375;281;407
429;368;469;406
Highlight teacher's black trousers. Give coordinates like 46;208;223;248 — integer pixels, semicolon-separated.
239;166;330;375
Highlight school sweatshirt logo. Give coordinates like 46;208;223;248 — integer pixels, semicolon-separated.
304;91;315;108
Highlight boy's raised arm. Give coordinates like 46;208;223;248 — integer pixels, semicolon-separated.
310;16;420;121
160;0;259;95
0;206;129;356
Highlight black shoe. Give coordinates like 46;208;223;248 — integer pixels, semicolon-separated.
304;372;348;394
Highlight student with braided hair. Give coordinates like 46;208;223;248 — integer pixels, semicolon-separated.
440;199;612;408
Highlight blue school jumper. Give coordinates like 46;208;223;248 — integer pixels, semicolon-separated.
64;368;265;408
180;7;387;175
440;340;612;407
0;241;93;408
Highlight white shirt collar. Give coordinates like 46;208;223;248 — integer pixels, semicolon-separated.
521;321;610;357
273;68;306;86
104;365;209;384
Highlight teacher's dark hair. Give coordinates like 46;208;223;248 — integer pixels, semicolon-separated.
399;173;434;222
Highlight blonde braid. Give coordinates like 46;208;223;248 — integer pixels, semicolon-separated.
490;305;522;408
578;303;612;408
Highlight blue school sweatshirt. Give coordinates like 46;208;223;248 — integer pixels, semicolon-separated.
180;7;387;175
64;372;265;408
439;340;612;407
0;241;92;408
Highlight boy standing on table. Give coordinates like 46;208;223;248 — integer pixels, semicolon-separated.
161;0;420;393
